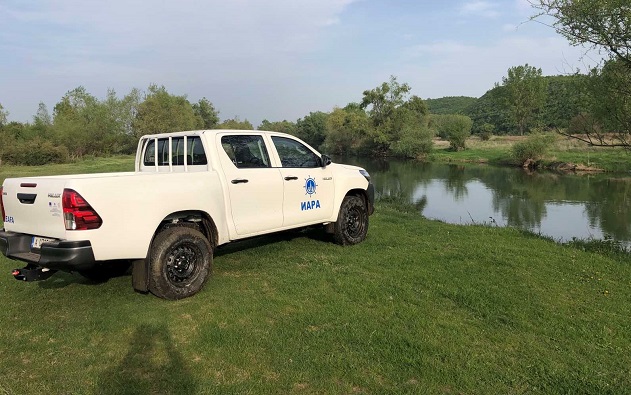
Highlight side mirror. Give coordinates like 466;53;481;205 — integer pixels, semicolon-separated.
321;154;332;167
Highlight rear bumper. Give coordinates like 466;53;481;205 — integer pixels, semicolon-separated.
0;229;96;271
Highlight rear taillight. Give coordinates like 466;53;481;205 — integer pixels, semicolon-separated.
62;189;102;230
0;186;5;221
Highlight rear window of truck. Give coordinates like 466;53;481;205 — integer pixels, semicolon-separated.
144;136;207;167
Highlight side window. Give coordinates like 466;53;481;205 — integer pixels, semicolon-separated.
143;136;207;167
221;135;270;169
271;136;320;168
188;136;208;165
143;139;156;166
171;137;185;165
157;139;169;166
142;139;169;166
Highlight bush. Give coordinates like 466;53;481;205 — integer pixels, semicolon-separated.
479;123;494;141
1;138;69;165
435;115;472;151
568;112;602;135
390;126;434;158
510;133;555;166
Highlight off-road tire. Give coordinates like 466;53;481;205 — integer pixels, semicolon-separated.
148;227;212;300
333;195;369;245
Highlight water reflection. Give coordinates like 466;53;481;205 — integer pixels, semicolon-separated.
340;158;631;243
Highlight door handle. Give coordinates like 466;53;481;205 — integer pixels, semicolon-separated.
284;176;298;181
231;179;249;184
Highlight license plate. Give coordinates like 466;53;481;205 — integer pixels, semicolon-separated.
31;236;56;250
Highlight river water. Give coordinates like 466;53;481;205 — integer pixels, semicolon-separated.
341;158;631;245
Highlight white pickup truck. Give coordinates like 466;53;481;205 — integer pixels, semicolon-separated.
0;130;374;299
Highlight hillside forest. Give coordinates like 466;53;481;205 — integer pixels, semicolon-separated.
0;63;624;167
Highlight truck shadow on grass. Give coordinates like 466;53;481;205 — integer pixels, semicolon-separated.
215;226;332;257
36;269;131;289
36;228;330;289
95;323;198;395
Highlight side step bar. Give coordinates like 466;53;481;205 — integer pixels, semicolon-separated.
12;264;58;281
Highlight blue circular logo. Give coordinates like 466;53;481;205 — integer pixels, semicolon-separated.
305;177;317;196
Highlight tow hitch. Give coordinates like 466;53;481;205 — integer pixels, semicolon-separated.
12;264;57;281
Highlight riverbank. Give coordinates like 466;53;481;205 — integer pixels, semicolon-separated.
431;135;631;173
0;202;629;394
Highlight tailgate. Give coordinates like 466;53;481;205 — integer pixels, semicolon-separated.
2;178;68;239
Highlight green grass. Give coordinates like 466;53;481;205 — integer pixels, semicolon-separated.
431;146;510;166
0;155;135;185
548;149;631;173
431;136;631;173
1;203;630;394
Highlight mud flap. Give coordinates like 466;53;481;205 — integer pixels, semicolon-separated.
131;259;149;293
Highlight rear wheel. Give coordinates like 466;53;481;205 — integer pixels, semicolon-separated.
333;195;369;245
148;227;212;300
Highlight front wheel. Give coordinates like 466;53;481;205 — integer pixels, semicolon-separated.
148;227;212;300
333;195;369;245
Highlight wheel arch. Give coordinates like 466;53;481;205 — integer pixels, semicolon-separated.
151;210;219;250
343;188;371;213
327;188;370;233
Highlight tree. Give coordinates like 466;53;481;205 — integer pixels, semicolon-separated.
401;95;429;118
192;97;219;129
559;59;631;148
389;110;434;158
436;115;473;151
2;121;26;140
295;111;329;149
359;77;431;156
0;103;8;128
531;0;631;67
389;96;433;157
323;107;370;155
540;75;590;129
133;84;199;138
52;86;103;157
361;75;411;128
531;0;631;149
26;102;52;140
51;87;141;157
216;117;254;130
501;64;548;135
466;86;512;135
258;119;296;135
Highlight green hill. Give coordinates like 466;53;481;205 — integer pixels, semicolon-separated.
425;96;478;115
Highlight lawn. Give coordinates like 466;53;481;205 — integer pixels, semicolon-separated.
432;135;631;173
0;155;135;185
1;202;630;394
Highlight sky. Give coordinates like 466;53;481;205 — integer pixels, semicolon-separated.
0;0;603;127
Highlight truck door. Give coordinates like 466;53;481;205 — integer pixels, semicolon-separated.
270;136;335;227
218;134;283;235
